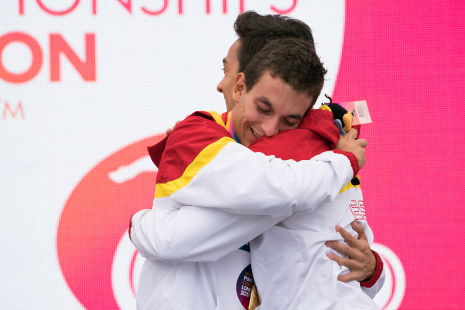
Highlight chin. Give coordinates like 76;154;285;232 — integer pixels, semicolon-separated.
243;131;257;147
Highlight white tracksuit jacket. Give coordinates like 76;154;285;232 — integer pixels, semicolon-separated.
250;181;382;310
130;111;384;310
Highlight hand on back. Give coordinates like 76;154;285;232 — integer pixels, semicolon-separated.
325;223;377;282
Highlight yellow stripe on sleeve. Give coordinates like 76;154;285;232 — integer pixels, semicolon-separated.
155;136;235;198
208;111;227;129
339;175;361;194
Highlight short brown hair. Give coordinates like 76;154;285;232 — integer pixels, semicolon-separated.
243;38;327;107
234;11;315;73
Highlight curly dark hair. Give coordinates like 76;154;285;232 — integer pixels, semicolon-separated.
243;38;327;107
234;11;315;73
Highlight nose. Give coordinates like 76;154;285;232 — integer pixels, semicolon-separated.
260;117;279;137
217;79;223;93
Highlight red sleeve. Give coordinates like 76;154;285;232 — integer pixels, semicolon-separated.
360;250;384;288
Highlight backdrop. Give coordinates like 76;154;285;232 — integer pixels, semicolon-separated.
1;1;464;309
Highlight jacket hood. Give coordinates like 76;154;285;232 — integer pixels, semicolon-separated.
298;109;340;148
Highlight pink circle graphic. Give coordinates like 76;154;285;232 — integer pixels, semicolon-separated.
57;134;164;310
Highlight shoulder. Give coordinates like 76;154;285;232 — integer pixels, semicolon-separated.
173;111;227;138
157;111;234;184
166;111;231;162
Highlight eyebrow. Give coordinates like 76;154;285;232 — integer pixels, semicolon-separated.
287;113;303;121
223;58;227;64
257;96;303;121
258;96;272;108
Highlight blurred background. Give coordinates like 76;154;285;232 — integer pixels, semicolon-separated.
1;1;464;309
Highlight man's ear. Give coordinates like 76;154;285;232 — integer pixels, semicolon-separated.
233;73;246;103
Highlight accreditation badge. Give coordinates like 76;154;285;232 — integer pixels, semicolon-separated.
214;244;254;310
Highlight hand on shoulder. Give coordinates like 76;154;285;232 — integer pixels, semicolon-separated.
335;129;367;169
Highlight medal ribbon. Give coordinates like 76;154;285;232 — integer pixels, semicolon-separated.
226;110;240;143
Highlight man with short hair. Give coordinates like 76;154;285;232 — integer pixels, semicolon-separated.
131;34;379;309
218;11;316;112
216;11;383;287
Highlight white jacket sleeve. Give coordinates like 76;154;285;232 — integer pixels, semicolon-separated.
131;142;354;263
358;220;386;298
171;143;355;219
362;267;386;298
131;206;386;299
130;205;285;263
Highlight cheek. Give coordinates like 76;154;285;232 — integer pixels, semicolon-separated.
225;75;235;92
243;106;263;126
236;104;249;130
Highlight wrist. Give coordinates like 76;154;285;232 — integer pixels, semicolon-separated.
360;250;383;288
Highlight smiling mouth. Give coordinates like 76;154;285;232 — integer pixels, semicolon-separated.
251;127;261;139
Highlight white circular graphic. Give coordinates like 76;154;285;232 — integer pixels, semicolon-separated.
372;243;406;310
112;231;145;310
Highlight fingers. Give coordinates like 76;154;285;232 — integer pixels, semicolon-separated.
351;221;367;241
338;272;364;283
335;225;360;249
325;241;360;260
327;253;356;268
335;129;368;170
327;225;376;282
357;138;368;148
327;252;365;282
347;128;358;139
346;129;367;148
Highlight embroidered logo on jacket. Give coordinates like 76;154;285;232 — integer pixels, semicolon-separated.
350;200;366;220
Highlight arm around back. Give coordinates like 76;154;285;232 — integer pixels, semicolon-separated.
130;112;358;262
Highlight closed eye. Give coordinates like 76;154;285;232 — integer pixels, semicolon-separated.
257;104;271;114
283;118;297;126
